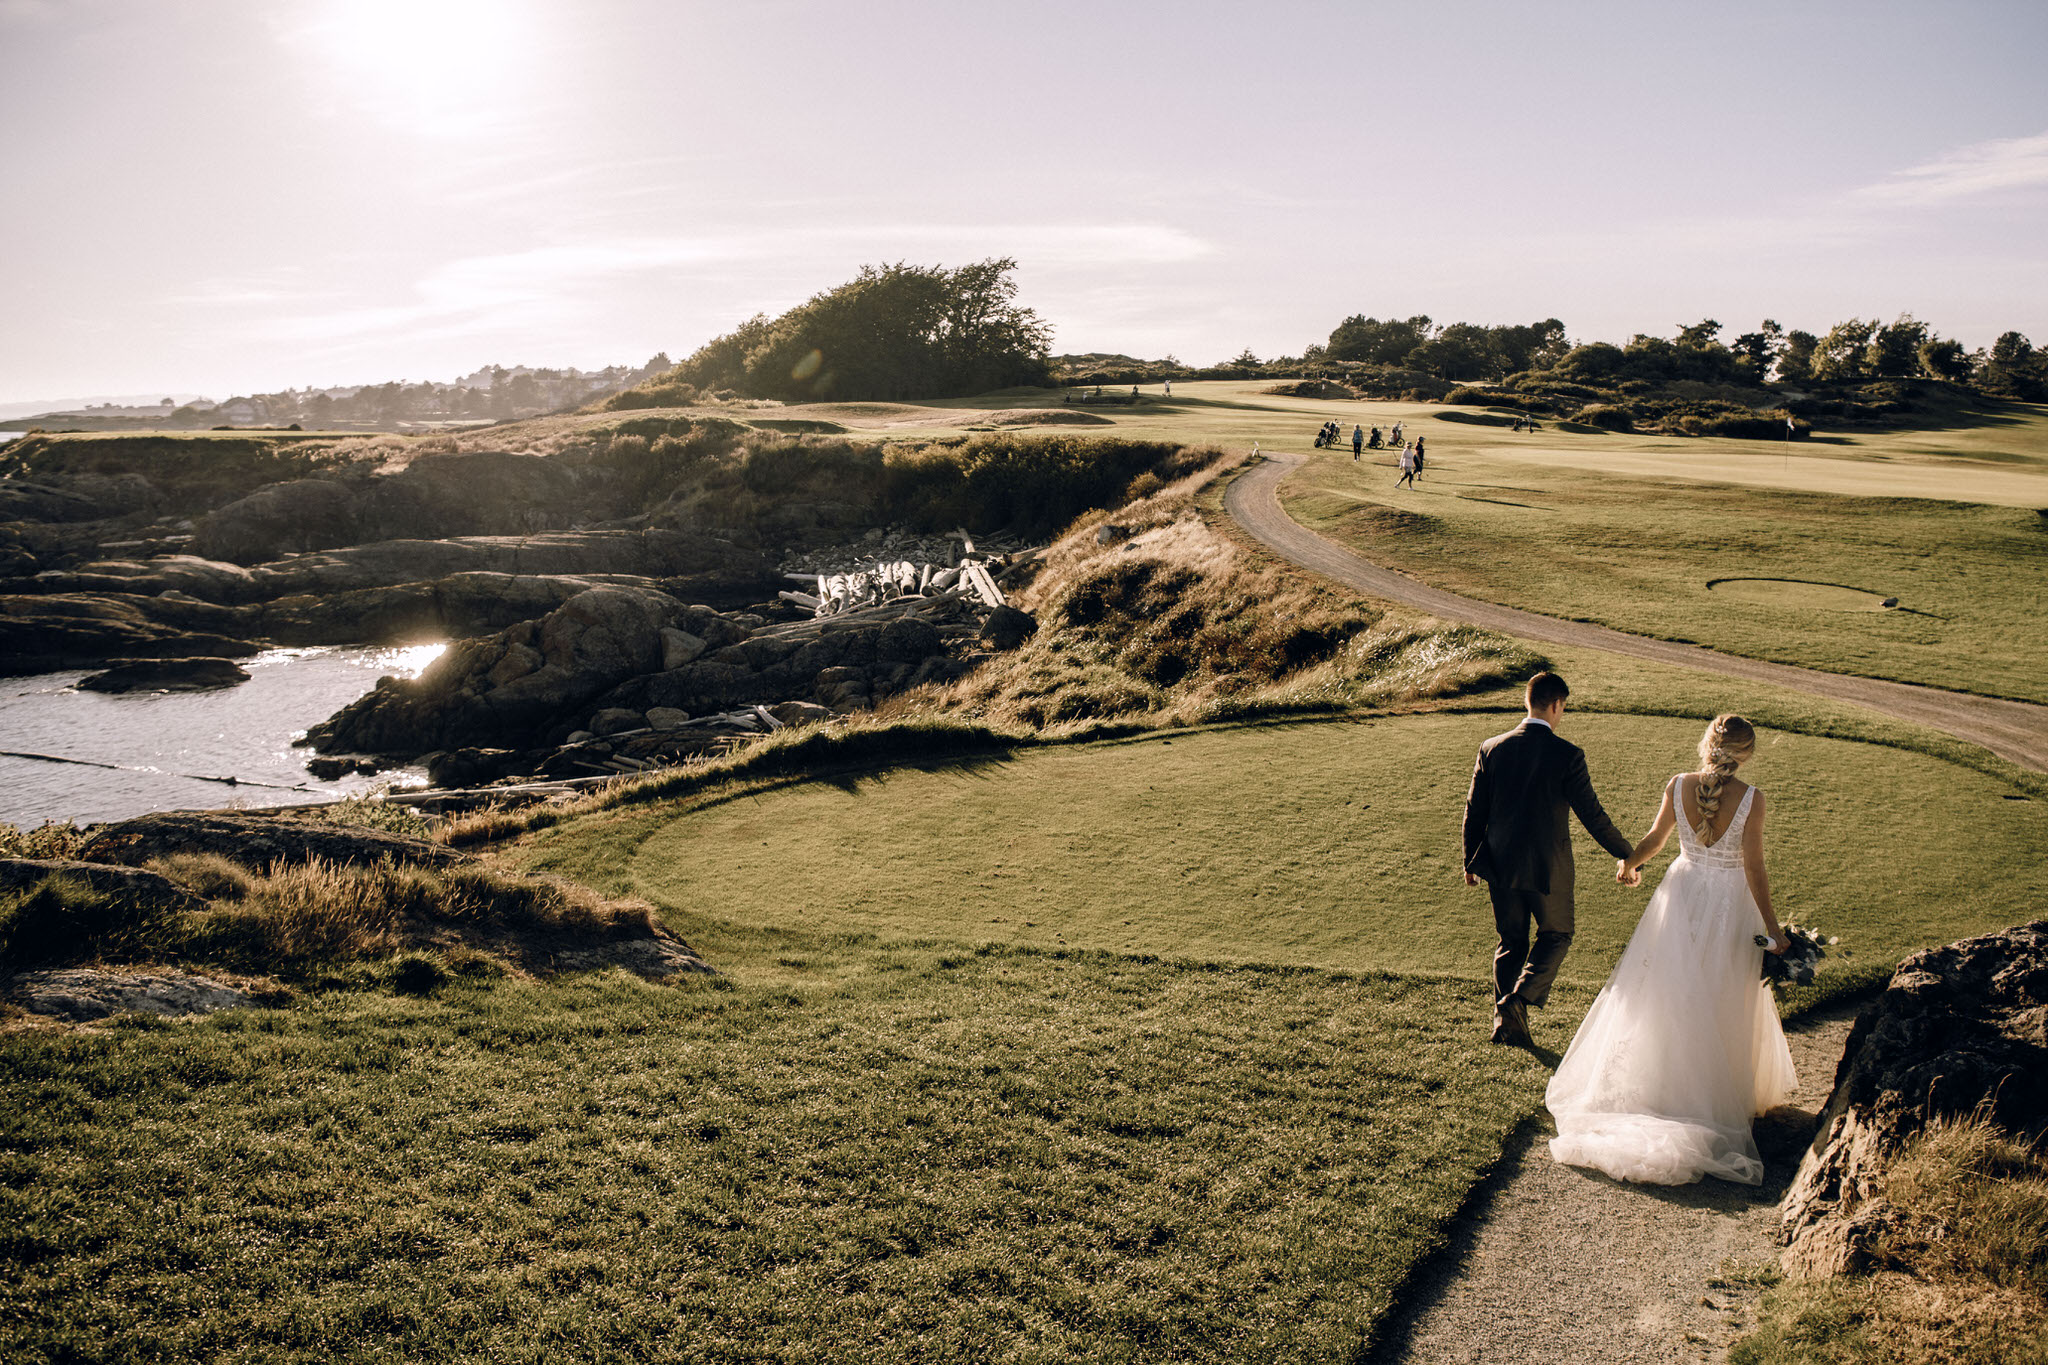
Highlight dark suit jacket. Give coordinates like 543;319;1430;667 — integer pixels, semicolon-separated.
1463;721;1634;901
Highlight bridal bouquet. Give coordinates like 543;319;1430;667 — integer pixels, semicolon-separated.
1754;923;1840;988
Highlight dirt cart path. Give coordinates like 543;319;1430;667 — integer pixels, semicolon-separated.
1225;452;2048;772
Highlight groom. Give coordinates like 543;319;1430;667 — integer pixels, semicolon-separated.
1462;672;1637;1047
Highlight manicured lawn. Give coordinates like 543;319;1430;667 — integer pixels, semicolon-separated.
0;948;1543;1364
529;713;2047;991
1281;454;2048;703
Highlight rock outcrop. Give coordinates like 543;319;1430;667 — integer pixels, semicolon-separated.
1;591;261;675
75;812;464;871
77;656;251;692
10;968;258;1022
1780;920;2048;1277
194;452;597;563
306;585;694;755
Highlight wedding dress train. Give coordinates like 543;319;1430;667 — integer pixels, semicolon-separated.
1545;784;1796;1185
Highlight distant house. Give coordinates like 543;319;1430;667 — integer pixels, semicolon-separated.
220;400;261;423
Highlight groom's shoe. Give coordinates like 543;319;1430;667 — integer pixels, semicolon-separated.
1492;996;1533;1047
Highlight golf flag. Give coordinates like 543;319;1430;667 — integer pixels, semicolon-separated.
1786;415;1796;435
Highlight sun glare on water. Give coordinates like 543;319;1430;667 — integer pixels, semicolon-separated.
291;0;543;139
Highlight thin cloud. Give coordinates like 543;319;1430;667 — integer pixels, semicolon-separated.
1858;130;2048;205
247;225;1215;345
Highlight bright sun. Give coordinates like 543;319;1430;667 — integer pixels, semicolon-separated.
291;0;542;139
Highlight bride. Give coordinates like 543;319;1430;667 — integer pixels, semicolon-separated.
1545;714;1797;1185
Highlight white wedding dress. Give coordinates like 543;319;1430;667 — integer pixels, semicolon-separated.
1545;781;1797;1185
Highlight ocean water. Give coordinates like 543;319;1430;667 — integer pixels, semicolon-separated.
0;644;444;828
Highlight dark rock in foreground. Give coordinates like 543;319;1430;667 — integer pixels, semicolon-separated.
1780;920;2048;1277
78;656;251;692
76;812;463;871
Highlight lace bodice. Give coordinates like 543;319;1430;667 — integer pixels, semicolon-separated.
1674;780;1755;870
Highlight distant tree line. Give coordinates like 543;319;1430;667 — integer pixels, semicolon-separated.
633;259;1053;404
1302;312;2045;398
172;358;671;429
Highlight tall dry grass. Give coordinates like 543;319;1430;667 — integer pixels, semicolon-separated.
0;852;656;980
1734;1114;2048;1365
921;455;1540;732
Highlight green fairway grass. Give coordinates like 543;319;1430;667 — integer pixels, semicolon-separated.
0;947;1544;1364
1281;452;2048;703
527;713;2046;993
564;379;2048;508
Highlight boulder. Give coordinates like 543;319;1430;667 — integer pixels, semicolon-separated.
77;656;251;692
424;747;525;789
638;659;758;712
0;480;106;523
981;605;1038;651
646;707;692;731
304;585;685;756
661;626;708;669
11;968;255;1022
75;812;464;871
768;700;832;727
357;451;588;543
195;478;362;563
589;707;645;737
877;615;942;664
1780;921;2048;1277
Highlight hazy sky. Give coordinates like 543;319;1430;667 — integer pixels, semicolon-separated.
3;0;2045;402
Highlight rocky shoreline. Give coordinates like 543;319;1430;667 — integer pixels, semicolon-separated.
3;432;1040;795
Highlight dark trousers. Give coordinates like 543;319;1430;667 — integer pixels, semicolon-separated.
1488;883;1573;1008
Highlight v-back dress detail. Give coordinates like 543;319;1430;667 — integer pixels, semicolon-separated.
1545;782;1797;1185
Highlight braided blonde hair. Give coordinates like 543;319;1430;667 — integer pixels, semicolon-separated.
1693;713;1757;836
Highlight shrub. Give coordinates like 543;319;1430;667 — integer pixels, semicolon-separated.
0;876;171;969
1444;386;1491;405
0;820;88;860
292;791;433;840
1572;403;1635;431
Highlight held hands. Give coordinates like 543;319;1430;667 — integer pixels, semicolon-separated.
1615;859;1642;887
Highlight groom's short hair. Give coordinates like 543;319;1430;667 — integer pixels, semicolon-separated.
1526;671;1569;709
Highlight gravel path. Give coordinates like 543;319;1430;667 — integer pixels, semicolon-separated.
1224;452;2048;773
1374;1007;1859;1365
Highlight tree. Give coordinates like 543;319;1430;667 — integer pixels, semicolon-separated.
1776;330;1819;384
1982;331;2042;399
1810;320;1876;382
656;259;1051;402
1730;321;1784;383
1552;341;1628;383
1916;338;1972;382
1864;315;1930;378
1494;319;1569;374
1325;314;1433;366
1675;318;1722;349
1989;331;2034;369
1229;348;1262;368
1405;323;1503;381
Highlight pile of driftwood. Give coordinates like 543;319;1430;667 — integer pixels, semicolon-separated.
776;531;1040;624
